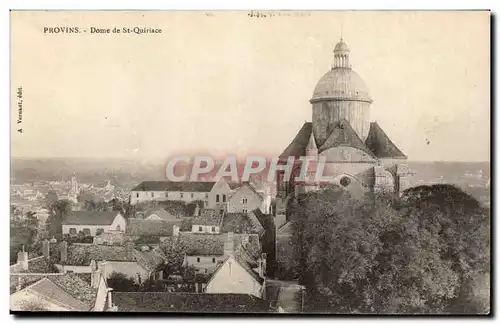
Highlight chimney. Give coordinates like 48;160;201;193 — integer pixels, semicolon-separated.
125;241;135;259
224;232;234;256
173;224;180;237
42;239;50;258
60;241;68;264
17;245;29;271
194;205;200;217
107;288;114;309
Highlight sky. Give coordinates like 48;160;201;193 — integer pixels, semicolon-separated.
10;11;490;162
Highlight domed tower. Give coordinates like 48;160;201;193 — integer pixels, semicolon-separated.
310;38;372;146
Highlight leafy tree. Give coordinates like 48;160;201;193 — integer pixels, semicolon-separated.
46;199;72;239
289;185;489;314
106;272;138;292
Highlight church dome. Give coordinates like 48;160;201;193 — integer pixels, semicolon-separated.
310;67;372;103
334;39;350;53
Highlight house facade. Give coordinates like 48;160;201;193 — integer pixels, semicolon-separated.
227;183;264;214
129;181;215;206
61;211;126;237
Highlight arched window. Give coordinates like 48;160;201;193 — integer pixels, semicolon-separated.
216;194;220;203
222;194;226;203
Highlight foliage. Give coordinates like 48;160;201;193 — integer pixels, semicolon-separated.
106;272;139;292
289;184;490;314
45;199;72;239
16;299;49;311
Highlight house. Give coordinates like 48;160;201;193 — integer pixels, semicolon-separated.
191;209;224;234
205;244;266;298
126;218;182;244
61;211;126;237
129;181;215;206
227;182;265;214
110;292;273;313
179;232;261;275
10;272;109;312
10;243;109;312
52;241;166;283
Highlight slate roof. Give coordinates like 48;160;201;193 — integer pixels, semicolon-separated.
144;208;178;220
10;256;59;274
131;181;216;192
48;273;97;308
62;211;120;226
178;233;261;256
112;292;273;313
279;122;313;161
365;122;407;159
127;219;182;237
318;119;376;158
208;246;264;286
279;120;407;161
192;209;224;226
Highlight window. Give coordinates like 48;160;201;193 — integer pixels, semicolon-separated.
151;192;154;198
197;257;200;263
222;194;226;203
191;193;194;199
205;269;208;274
96;228;104;235
216;194;220;203
242;198;248;204
69;228;77;235
136;193;139;198
212;258;216;263
205;193;209;199
243;209;247;213
116;225;121;231
83;228;91;236
165;192;169;198
180;192;184;198
211;226;215;232
198;226;203;232
340;176;351;187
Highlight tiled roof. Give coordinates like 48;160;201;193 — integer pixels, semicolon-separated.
228;182;264;201
192;209;224;226
180;218;193;231
365;122;407;159
112;292;272;313
319;119;376;157
48;273;97;308
178;233;261;256
221;213;263;234
62;211;120;226
55;243;165;271
10;256;59;274
27;278;91;311
127;219;182;237
131;181;216;192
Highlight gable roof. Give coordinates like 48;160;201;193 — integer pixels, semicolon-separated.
112;292;272;313
319;119;376;158
365;122;407;159
62;211;120;226
131;181;216;192
192;209;224;226
127;219;182;237
279;122;313;161
178;233;261;256
144;208;177;220
221;213;264;234
26;278;91;311
228;182;263;201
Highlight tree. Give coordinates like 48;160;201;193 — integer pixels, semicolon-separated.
289;185;489;314
16;299;49;311
46;199;72;239
106;272;138;292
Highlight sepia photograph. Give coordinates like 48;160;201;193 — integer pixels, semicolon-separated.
9;10;490;315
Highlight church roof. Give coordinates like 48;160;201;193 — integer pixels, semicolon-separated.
278;123;313;161
61;211;120;226
279;120;406;161
365;122;407;159
318;119;376;158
